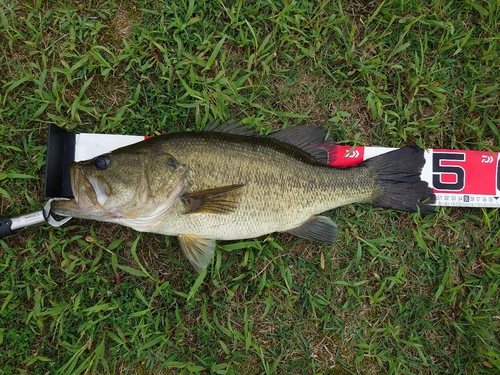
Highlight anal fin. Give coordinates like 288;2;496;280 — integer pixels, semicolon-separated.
283;216;338;243
178;234;216;273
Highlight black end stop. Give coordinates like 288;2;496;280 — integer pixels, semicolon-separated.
43;124;76;198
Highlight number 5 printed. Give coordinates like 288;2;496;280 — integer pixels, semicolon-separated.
432;152;465;191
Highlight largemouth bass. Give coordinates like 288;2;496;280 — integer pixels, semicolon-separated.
52;121;435;272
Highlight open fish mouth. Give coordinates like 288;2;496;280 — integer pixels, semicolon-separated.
69;166;110;211
86;174;110;206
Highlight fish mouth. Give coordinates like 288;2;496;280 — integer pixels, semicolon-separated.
69;166;110;210
52;166;109;218
86;174;110;206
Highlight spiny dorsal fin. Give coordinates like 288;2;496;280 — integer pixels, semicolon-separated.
205;120;337;164
283;216;338;243
178;234;215;272
204;119;258;136
268;126;337;164
181;184;245;214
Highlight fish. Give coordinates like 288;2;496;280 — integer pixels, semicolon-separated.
52;120;436;272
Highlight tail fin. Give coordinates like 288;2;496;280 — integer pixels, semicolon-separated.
364;145;436;214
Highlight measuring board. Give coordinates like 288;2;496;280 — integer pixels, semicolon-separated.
334;146;499;208
44;125;500;208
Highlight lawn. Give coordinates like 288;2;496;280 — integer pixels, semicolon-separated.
0;0;499;374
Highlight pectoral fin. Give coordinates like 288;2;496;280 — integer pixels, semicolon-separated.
283;216;338;243
181;184;244;214
178;234;216;272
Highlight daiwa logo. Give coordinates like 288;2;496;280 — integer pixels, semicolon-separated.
482;155;494;164
344;149;360;158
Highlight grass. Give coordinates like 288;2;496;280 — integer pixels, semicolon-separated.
0;0;499;373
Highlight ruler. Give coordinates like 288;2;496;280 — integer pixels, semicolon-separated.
45;127;500;208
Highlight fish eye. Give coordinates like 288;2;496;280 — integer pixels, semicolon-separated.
94;155;111;170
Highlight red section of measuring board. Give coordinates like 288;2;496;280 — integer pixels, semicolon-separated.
330;146;365;167
430;149;498;195
429;149;500;207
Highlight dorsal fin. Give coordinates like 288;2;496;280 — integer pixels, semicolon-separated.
204;119;258;136
268;126;337;164
205;120;337;164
